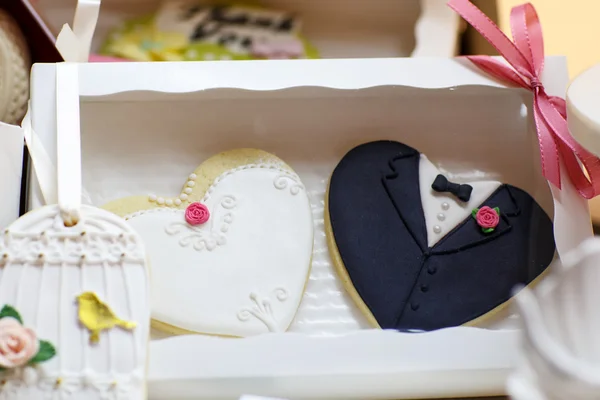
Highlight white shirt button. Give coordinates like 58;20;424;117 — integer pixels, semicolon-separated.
441;202;450;211
433;225;442;234
437;213;446;221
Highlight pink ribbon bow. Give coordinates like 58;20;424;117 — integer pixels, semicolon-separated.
448;0;600;199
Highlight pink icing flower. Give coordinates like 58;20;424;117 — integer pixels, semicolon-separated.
251;37;304;60
472;206;500;233
0;318;39;368
185;203;210;225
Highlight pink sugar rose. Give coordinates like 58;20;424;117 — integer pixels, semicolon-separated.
185;202;210;225
0;318;39;368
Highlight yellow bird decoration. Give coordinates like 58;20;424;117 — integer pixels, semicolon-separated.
76;292;137;344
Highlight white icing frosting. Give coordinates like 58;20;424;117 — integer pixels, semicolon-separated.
125;165;313;337
273;174;305;195
162;195;236;252
419;155;502;248
0;205;150;400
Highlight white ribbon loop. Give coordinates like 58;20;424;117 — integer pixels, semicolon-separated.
21;107;58;206
55;0;101;62
0;120;24;229
55;63;82;226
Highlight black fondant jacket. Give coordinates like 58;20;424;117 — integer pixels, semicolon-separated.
328;141;555;331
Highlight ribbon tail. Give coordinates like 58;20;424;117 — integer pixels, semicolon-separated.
532;95;561;189
548;96;566;118
537;94;600;199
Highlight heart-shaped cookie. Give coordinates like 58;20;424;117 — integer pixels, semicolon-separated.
326;141;555;331
103;149;313;337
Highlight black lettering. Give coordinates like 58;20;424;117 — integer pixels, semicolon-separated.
255;17;273;28
181;4;205;21
276;16;294;32
191;20;222;41
188;6;296;42
218;33;238;46
212;6;249;27
241;37;253;48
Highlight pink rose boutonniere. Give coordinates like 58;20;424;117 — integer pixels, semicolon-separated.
472;206;500;233
0;305;56;370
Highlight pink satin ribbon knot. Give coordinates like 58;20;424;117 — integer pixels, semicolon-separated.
448;0;600;199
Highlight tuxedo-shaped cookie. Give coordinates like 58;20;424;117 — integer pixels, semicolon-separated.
327;141;555;331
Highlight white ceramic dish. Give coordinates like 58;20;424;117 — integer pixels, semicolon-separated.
508;238;600;400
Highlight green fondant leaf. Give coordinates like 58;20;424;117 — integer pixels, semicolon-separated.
0;305;22;324
29;341;56;364
482;227;495;234
471;208;479;219
494;207;500;215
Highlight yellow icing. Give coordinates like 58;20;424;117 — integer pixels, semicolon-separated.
76;292;137;344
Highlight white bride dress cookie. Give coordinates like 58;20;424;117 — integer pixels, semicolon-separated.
103;149;314;337
0;205;150;400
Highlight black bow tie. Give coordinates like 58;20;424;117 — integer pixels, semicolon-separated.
431;174;473;202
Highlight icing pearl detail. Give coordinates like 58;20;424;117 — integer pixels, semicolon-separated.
180;193;188;201
441;202;450;210
187;181;196;188
166;199;173;207
174;199;182;206
437;213;446;221
184;188;193;194
148;194;157;202
22;367;38;385
131;369;144;383
189;173;197;180
433;225;442;234
157;197;165;205
82;369;95;387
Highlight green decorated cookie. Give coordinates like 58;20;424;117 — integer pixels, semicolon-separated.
100;2;319;61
